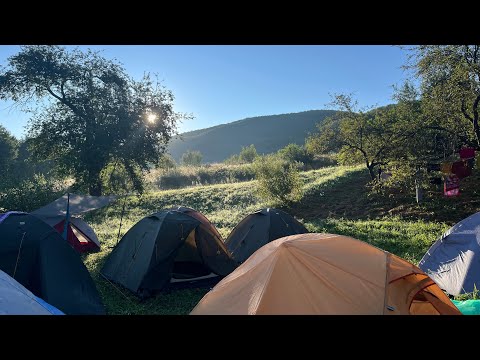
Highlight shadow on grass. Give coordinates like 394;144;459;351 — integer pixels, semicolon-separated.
289;167;480;225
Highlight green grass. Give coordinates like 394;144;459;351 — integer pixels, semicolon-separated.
82;164;480;314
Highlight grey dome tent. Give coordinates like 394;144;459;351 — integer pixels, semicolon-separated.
0;269;64;315
31;193;116;253
225;208;308;264
101;209;237;298
0;212;105;315
419;211;480;296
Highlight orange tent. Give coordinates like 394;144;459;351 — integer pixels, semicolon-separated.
191;233;461;315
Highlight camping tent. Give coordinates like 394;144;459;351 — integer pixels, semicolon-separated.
419;211;480;296
32;193;116;253
0;269;64;315
0;212;105;315
225;208;308;264
101;209;237;298
191;233;460;315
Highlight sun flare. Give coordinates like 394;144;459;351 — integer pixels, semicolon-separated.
147;113;157;123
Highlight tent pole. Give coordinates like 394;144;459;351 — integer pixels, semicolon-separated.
62;193;70;241
13;232;26;279
115;195;128;246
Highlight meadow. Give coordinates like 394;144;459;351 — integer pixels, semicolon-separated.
82;164;480;314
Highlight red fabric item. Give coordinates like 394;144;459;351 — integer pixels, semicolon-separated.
444;175;460;197
451;160;472;179
459;147;475;159
53;220;100;253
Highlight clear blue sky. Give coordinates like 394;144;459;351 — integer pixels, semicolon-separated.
0;45;411;139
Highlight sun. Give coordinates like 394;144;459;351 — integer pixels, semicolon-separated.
147;113;157;123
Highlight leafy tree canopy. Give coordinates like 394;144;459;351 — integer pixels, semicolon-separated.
0;45;189;195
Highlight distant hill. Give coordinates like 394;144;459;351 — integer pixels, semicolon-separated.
168;110;337;163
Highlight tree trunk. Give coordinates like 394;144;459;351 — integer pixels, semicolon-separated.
474;119;480;150
367;164;376;180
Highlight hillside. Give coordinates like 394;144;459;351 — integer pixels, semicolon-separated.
167;110;337;163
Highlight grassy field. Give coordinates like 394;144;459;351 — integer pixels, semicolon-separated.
83;164;480;314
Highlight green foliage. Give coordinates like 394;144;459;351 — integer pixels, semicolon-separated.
455;285;480;301
224;154;241;165
148;163;255;190
0;45;188;195
0;173;66;212
252;154;304;205
0;125;18;175
99;161;143;195
224;144;258;165
307;93;426;182
181;150;203;167
277;143;313;165
406;45;480;148
158;154;176;170
238;144;258;163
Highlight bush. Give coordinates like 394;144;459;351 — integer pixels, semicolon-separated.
148;163;256;190
277;143;313;165
0;174;66;212
253;154;304;205
181;150;203;167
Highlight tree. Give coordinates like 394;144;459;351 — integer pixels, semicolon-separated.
253;154;303;205
406;45;480;149
238;144;258;163
0;46;188;195
0;125;18;177
309;94;418;180
277;143;312;164
181;150;202;166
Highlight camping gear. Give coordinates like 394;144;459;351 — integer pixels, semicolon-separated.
191;233;460;315
452;300;480;315
444;175;460;196
0;212;105;315
101;209;237;298
32;193;116;253
459;147;475;159
225;208;308;264
0;269;64;315
419;211;480;296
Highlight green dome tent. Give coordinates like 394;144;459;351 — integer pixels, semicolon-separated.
225;208;308;264
101;209;237;298
0;212;105;315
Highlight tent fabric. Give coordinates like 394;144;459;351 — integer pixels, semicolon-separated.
191;233;460;315
0;211;27;224
31;193;112;253
101;209;237;297
32;193;116;217
0;269;64;315
0;213;105;315
225;208;308;264
419;211;480;296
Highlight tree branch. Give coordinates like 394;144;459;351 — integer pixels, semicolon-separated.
461;99;474;123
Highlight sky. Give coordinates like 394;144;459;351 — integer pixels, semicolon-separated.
0;45;412;139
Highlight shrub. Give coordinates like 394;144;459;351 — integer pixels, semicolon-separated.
181;150;203;167
277;143;313;165
0;174;66;212
253;154;304;205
